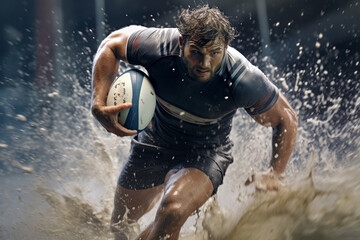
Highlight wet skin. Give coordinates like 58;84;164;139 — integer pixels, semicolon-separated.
111;168;213;240
92;27;298;240
179;36;229;82
110;37;229;240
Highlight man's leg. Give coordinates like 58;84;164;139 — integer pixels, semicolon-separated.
111;184;164;239
137;167;213;240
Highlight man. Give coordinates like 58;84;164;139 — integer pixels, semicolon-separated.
91;5;298;240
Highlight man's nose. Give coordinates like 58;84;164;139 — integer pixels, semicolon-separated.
199;55;211;68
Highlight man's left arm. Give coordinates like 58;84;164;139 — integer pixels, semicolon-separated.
246;92;298;190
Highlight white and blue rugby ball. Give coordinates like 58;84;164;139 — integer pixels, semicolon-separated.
106;69;156;131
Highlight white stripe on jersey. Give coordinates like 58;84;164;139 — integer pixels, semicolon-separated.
157;97;220;125
230;62;244;79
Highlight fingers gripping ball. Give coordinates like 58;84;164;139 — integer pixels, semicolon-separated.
106;69;156;131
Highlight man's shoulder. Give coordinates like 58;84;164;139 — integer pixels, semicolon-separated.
224;46;279;113
224;46;263;82
128;26;180;46
126;26;180;67
225;47;253;71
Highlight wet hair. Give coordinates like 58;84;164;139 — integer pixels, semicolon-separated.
176;5;237;47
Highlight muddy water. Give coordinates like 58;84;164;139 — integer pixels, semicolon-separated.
1;84;359;239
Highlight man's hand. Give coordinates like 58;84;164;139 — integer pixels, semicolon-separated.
244;168;284;191
91;102;137;137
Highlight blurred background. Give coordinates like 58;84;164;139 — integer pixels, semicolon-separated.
0;0;358;137
0;0;359;239
1;0;359;169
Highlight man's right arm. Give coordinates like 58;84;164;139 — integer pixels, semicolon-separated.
91;26;143;137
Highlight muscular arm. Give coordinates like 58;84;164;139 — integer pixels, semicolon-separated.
245;92;298;191
91;28;138;136
252;92;298;175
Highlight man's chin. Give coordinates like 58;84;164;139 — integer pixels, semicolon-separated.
197;76;211;82
190;72;212;82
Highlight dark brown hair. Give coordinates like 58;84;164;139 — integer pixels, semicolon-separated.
176;5;237;46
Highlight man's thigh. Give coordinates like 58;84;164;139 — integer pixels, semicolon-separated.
160;168;214;221
112;184;164;223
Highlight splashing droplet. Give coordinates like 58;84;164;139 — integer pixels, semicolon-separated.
16;114;27;121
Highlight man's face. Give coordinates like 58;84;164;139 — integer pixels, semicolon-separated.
180;36;228;82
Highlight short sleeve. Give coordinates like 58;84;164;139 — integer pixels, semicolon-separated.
126;27;180;68
226;48;279;115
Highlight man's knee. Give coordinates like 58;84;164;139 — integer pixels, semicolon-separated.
156;195;189;226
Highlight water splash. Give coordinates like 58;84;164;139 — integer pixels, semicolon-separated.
1;4;359;239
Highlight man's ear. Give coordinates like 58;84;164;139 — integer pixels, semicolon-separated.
225;40;230;50
179;35;184;50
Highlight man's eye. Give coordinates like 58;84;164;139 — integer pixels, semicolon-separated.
211;51;220;56
191;50;200;55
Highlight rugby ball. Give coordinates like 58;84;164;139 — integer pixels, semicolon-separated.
106;69;156;131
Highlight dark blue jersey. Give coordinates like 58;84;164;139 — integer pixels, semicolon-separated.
125;26;279;148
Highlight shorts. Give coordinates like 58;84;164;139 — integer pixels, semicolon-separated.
118;130;234;195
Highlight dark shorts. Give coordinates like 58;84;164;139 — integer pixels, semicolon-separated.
118;131;234;195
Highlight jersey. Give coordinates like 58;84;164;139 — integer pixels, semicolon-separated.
125;26;279;148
